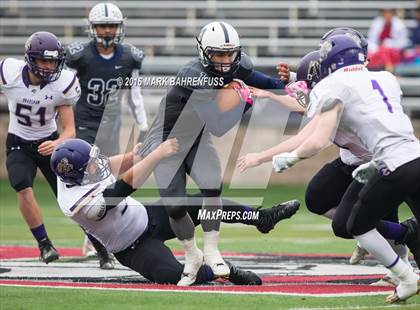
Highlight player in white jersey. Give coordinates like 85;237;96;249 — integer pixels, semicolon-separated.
50;138;295;285
0;32;80;263
239;48;417;288
270;34;420;303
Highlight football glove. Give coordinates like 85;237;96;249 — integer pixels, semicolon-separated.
285;81;309;98
272;151;300;173
232;79;254;106
352;161;377;184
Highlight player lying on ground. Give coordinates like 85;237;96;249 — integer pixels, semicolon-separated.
138;21;301;286
238;27;417;286
50;138;299;285
270;34;420;304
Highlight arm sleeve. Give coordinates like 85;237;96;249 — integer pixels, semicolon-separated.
128;69;148;130
102;179;136;210
244;70;285;90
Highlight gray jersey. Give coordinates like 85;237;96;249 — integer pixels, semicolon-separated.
65;41;144;128
57;175;148;253
309;65;419;171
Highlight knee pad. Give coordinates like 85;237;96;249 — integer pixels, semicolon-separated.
7;168;33;192
165;205;187;220
305;186;330;215
331;217;353;239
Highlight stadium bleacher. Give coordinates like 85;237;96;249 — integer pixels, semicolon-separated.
0;0;418;115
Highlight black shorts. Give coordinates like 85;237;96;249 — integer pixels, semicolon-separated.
305;158;357;215
6;132;59;195
347;157;420;236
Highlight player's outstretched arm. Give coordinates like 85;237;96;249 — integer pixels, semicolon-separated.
237;116;319;172
107;142;145;176
293;104;342;159
121;138;179;188
249;86;304;113
38;105;76;156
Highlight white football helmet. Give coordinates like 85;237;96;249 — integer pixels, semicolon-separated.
88;2;126;47
196;21;241;77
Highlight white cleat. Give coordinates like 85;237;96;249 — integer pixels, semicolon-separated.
349;244;368;265
177;249;204;286
82;236;97;257
386;276;420;304
371;273;400;287
204;250;230;278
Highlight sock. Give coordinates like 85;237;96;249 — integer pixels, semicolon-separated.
376;221;407;241
181;237;200;256
201;197;222;232
389;240;409;260
170;214;195;240
354;229;400;267
31;224;48;243
389;258;418;282
202;230;220;255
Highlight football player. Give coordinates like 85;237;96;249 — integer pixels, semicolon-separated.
65;2;148;264
0;32;79;263
240;27;410;278
138;21;299;285
65;2;148;156
271;34;420;303
240;47;417;287
50;138;299;285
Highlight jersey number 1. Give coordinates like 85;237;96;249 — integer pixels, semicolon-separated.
371;80;393;113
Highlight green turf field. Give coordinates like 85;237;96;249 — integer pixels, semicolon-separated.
0;180;418;309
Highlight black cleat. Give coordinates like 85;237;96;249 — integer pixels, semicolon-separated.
38;238;59;264
256;200;300;234
97;246;114;270
400;217;420;269
226;261;262;285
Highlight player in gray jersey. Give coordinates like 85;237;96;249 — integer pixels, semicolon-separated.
65;2;148;265
65;2;148;156
138;21;298;285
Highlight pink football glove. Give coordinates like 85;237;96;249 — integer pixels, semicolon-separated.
232;79;254;106
285;81;309;98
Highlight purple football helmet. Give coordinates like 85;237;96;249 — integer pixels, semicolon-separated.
296;50;322;89
320;27;368;61
319;34;364;78
50;139;111;185
24;32;66;83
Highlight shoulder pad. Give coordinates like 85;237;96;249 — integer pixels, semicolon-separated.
236;53;254;80
55;69;81;104
65;42;88;68
125;44;144;69
0;58;25;86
